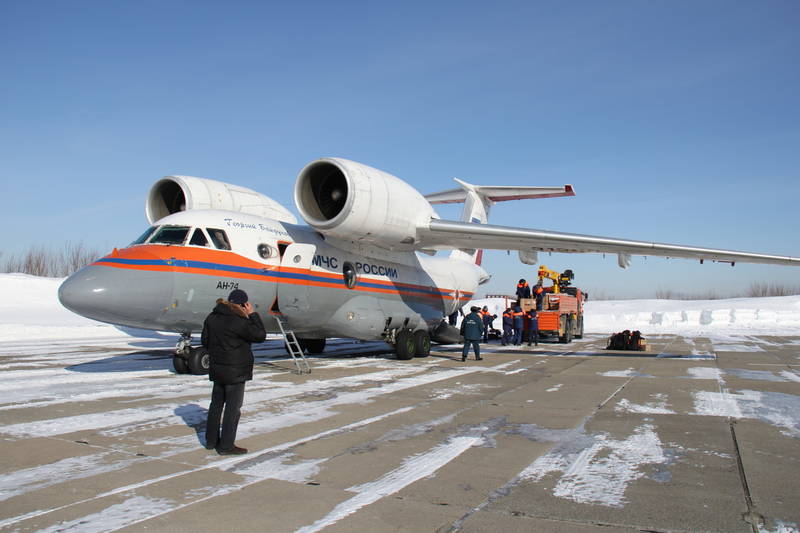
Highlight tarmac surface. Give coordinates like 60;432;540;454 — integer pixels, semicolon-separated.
1;333;799;532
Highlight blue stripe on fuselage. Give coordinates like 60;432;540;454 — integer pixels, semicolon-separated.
96;257;450;297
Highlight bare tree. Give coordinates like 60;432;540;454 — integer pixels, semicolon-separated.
1;242;103;277
748;282;800;297
58;242;101;277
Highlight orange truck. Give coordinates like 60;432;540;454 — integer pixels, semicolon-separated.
521;266;586;343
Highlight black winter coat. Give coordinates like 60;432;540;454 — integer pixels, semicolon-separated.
201;300;267;385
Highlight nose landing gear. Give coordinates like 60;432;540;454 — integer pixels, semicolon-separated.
173;334;210;375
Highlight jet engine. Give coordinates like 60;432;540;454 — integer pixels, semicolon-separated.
294;158;436;248
146;175;297;224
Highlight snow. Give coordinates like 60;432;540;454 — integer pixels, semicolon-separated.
1;273;799;343
584;297;800;335
519;423;668;508
0;274;155;343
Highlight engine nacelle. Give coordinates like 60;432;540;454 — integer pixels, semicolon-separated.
146;175;296;225
294;158;435;248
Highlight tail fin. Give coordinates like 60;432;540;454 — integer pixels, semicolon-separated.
425;180;575;264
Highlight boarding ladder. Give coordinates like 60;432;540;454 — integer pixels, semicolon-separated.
274;315;311;374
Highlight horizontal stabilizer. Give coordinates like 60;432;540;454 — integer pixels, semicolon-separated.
425;181;574;205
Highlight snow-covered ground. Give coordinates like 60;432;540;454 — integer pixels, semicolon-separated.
1;273;799;343
1;273;799;533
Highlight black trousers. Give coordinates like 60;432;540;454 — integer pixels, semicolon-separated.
206;381;245;451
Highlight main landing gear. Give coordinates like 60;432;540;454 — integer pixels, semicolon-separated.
173;334;210;375
393;329;431;360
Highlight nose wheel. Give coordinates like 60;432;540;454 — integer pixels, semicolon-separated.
173;354;190;374
173;334;210;375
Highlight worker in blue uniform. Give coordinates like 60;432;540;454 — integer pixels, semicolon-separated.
512;305;525;345
527;308;539;347
501;308;513;346
460;306;484;361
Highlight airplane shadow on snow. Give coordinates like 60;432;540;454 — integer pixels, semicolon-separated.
65;349;175;373
64;339;399;374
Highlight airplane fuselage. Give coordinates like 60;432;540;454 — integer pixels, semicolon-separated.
59;209;480;341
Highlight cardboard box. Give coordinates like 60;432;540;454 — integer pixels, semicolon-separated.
519;298;535;312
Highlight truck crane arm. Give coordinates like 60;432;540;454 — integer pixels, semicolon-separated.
537;265;569;293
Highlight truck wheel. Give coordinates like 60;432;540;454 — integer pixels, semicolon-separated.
564;319;573;343
558;316;568;343
187;346;210;375
172;355;190;374
413;330;431;357
575;316;584;339
395;330;415;360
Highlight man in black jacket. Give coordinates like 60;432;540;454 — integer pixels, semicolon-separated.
201;289;266;455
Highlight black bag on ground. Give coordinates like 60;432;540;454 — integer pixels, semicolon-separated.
607;330;631;350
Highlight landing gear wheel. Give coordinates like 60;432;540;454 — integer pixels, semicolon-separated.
395;329;416;360
413;330;431;357
172;355;190;374
301;338;326;354
187;346;210;375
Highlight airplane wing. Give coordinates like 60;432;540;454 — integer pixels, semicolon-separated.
417;219;800;267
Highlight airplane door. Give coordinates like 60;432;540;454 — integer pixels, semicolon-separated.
278;243;317;319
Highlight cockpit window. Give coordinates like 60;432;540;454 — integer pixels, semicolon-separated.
150;225;190;245
189;228;209;247
131;226;158;245
207;228;231;250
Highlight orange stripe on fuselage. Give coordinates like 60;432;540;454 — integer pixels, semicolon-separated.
94;245;473;302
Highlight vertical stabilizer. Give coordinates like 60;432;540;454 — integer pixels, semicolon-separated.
454;178;491;224
424;179;575;265
449;179;491;264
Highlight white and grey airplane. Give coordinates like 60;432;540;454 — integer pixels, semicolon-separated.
58;158;800;373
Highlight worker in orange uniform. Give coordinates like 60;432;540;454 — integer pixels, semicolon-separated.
481;305;496;343
533;282;544;311
512;304;525;345
516;279;531;301
501;308;513;346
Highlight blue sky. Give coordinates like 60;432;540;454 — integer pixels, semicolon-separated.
1;1;798;298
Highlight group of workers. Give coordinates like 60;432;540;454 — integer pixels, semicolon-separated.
500;305;539;346
454;277;545;361
503;278;545;346
515;278;545;308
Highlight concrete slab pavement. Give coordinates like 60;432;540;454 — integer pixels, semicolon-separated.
1;333;798;532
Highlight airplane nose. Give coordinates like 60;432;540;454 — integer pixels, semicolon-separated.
59;261;175;329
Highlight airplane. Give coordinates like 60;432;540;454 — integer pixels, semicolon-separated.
58;157;800;374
